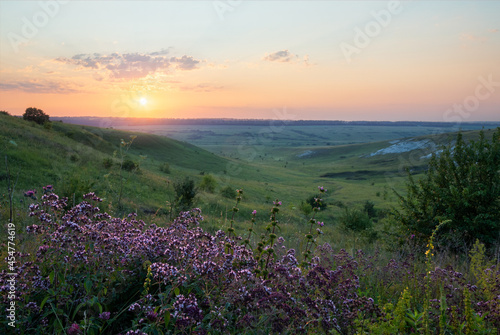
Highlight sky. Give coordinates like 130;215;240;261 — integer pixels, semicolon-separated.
0;0;499;121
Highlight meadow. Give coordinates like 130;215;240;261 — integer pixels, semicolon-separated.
1;113;499;334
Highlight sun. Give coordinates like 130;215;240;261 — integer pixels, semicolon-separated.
139;97;148;106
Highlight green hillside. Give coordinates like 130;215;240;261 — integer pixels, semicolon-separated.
2;113;496;243
0;114;232;214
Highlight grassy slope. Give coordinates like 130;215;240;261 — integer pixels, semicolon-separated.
0;115;232;213
2;113;495;248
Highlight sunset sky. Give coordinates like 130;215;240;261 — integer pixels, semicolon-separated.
1;1;499;121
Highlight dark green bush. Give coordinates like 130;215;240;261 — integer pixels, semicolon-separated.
395;128;500;250
220;185;236;198
339;207;372;233
122;159;138;172
174;177;197;211
103;158;114;169
363;200;377;219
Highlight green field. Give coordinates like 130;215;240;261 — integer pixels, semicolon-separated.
114;122;497;159
2;113;498;250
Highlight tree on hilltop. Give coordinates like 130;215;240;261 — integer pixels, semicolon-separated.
23;107;50;125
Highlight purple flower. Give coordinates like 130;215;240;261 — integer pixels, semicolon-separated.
317;221;324;227
252;210;257;215
410;234;415;239
146;311;158;321
24;190;37;199
67;323;81;335
318;186;327;192
99;312;111;320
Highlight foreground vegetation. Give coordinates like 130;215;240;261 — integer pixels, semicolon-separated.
1;187;498;334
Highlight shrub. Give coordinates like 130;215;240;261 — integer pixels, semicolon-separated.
23;107;50;125
395;129;500;250
220;185;236;199
122;159;138;172
174;177;197;211
199;174;217;193
103;158;114;169
363;200;377;219
299;200;312;216
0;110;10;116
339;207;372;233
159;162;171;174
69;154;79;162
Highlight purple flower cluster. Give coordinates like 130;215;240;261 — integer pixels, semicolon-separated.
1;189;498;334
24;189;37;200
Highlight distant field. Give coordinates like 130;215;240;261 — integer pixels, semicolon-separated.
113;123;499;159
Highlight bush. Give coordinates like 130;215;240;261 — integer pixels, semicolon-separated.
363;200;377;219
395;129;500;250
299;201;313;216
160;162;171;174
339;207;372;233
0;110;10;116
220;185;236;198
23;107;49;125
103;158;114;169
122;159;138;172
199;174;217;193
174;177;197;211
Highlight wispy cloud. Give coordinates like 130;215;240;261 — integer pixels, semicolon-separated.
0;80;80;94
169;55;200;70
263;49;313;66
263;50;296;63
55;50;202;80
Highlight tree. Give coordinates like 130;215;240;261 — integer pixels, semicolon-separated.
23;107;49;125
174;177;197;211
395;129;500;251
